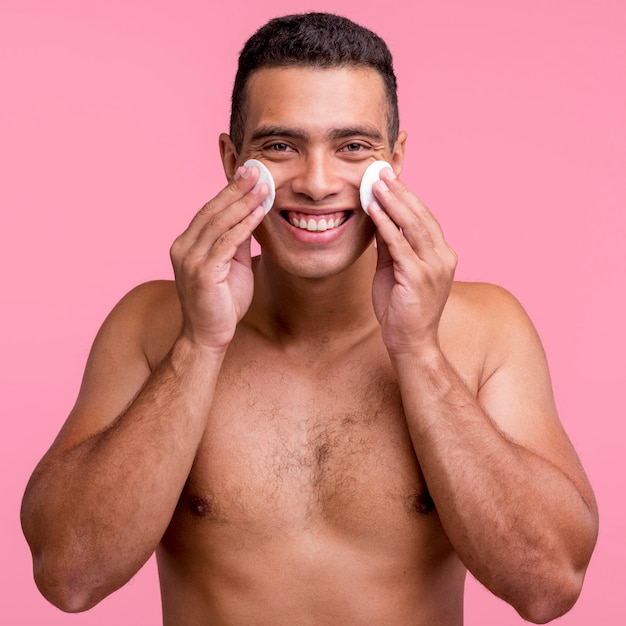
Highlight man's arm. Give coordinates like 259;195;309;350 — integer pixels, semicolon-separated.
20;165;268;612
368;169;598;624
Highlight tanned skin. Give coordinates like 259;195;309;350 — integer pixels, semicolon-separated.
22;66;597;625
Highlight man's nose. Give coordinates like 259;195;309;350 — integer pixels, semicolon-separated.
290;154;344;202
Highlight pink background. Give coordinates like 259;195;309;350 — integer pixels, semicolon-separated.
1;0;624;623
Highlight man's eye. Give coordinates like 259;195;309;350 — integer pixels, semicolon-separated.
269;143;291;152
342;143;365;152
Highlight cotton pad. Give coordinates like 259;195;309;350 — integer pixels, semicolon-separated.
359;160;393;215
243;159;276;214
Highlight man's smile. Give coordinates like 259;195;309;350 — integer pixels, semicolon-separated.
283;210;351;232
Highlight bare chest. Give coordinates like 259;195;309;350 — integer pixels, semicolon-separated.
177;338;435;537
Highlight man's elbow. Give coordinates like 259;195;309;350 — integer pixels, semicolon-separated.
513;568;585;624
517;511;597;623
32;551;107;614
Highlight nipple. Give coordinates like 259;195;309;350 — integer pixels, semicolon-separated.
359;160;393;215
189;495;213;517
243;159;276;214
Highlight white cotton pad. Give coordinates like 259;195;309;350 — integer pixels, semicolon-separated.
243;159;276;214
359;160;393;215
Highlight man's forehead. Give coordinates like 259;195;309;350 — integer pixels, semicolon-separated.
242;66;388;140
245;65;385;97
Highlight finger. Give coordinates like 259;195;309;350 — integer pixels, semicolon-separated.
172;203;265;282
380;168;440;226
173;179;268;262
187;191;266;263
375;170;448;254
374;229;393;269
368;199;421;267
370;188;457;277
372;178;437;261
181;165;265;243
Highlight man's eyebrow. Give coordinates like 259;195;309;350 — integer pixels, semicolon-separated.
249;124;384;143
250;125;310;142
326;125;384;142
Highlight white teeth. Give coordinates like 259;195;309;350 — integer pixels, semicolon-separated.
288;215;347;232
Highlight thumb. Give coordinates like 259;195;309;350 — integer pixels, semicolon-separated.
233;233;253;266
375;230;393;269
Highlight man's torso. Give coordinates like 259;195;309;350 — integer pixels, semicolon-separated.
141;279;485;625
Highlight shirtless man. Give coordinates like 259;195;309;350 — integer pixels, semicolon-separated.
21;13;598;625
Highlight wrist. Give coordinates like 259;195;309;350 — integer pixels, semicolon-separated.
386;337;444;364
390;346;462;412
388;342;448;375
171;334;229;370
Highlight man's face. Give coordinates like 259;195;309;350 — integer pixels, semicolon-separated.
221;66;406;279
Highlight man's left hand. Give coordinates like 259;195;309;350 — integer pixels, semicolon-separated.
367;168;457;357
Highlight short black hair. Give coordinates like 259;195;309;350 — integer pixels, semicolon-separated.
229;12;399;152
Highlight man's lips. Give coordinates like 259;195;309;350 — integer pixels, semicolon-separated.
282;210;351;232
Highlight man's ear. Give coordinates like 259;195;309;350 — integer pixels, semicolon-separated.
390;130;407;177
219;133;239;181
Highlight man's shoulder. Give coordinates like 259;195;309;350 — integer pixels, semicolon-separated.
120;279;179;308
443;281;535;351
447;281;525;318
443;281;541;377
109;280;180;326
101;280;181;367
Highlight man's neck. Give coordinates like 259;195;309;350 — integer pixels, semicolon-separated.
246;246;380;349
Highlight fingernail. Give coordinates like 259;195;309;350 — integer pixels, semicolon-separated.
235;166;250;180
369;200;383;212
378;180;389;193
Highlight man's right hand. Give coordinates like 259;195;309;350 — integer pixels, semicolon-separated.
21;166;269;609
170;165;268;352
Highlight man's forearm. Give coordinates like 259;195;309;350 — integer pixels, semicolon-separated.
392;349;597;623
21;337;224;612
